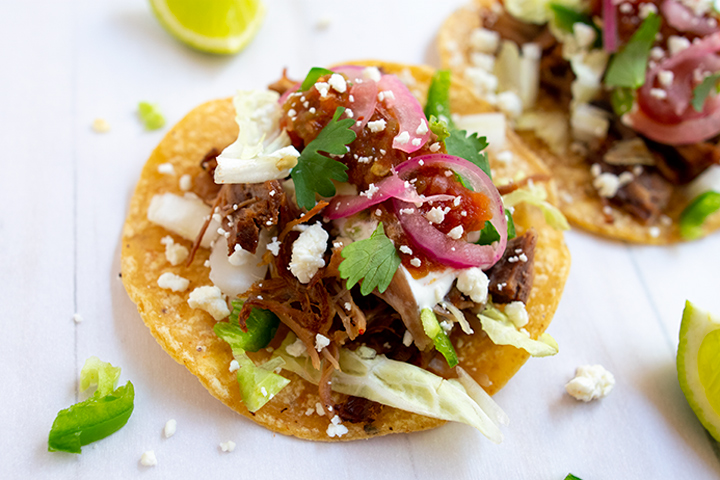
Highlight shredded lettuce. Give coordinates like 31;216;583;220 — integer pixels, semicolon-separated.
214;89;300;184
79;356;122;397
502;184;570;231
214;309;290;412
478;306;559;357
273;334;506;442
421;308;459;367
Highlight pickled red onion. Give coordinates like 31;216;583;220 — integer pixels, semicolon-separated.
377;74;430;153
661;0;719;36
603;0;618;53
332;66;378;132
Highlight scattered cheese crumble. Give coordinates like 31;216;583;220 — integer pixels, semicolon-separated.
328;73;347;93
160;235;189;266
367;119;387;132
219;440;236;452
72;313;83;324
179;174;192;191
315;333;330;352
187;286;230;320
456;267;489;304
92;118;111;133
326;415;349;438
565;365;616;402
157;272;190;292
286;337;307;357
157;163;175;175
140;450;157;467
164;419;177;438
505;301;529;328
289;223;328;283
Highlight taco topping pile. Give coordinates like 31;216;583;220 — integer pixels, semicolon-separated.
446;0;720;238
143;65;564;440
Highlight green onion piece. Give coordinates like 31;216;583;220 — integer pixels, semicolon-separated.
425;69;455;129
565;475;583;480
138;101;165;130
604;13;661;89
549;3;600;46
48;377;134;454
611;87;635;116
428;114;451;142
301;67;334;91
420;308;459;367
679;191;720;240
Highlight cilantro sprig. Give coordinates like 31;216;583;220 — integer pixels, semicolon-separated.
604;13;661;89
301;67;334;91
692;73;720;112
291;106;356;209
445;129;491;179
339;223;401;296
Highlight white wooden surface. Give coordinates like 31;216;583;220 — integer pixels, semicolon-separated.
1;0;719;478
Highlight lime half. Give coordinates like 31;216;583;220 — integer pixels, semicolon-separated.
149;0;265;55
677;300;720;441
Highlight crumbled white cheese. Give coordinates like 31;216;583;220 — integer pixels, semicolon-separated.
402;330;414;347
315;333;330;352
316;402;325;416
469;27;500;53
72;313;83;324
650;47;665;60
677;0;712;16
668;35;691;56
360;183;379;199
164;419;177;438
505;301;529;328
326;415;349;438
573;22;597;49
378;90;395;102
470;52;495;72
394;131;410;145
328;74;347;93
219;440;236;452
410;258;422;267
316;16;332;29
399;245;413;255
140;450;157;467
456;267;489;304
289;223;328;283
565;365;616;402
649;88;668;100
160;235;189;266
157;163;175;175
464;67;498;95
425;206;446;224
286;337;307;357
367;119;387;132
178;174;192;191
187;286;230;320
657;70;674;88
638;2;658;18
415;119;428;135
363;66;382;82
496;91;523;119
266;236;281;256
157;272;190;292
649;226;661;238
92;118;111;133
447;225;464;240
315;82;330;97
229;359;240;372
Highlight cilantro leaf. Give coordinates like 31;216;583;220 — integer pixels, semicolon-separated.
692;72;720;112
301;67;334;91
549;3;594;32
428;115;451;142
425;69;455;129
611;86;635;116
291;106;356;209
604;13;661;89
476;221;500;245
505;208;517;240
339;223;401;296
445;128;491;179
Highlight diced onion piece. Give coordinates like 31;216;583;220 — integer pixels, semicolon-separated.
686;165;720;201
518;43;541;108
516;110;569;154
571;103;609;142
147;193;219;248
209;235;269;298
454;113;507;151
494;40;521;97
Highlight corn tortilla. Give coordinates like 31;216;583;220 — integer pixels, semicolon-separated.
121;62;570;441
437;0;720;244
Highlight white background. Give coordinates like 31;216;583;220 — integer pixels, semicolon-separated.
1;0;719;478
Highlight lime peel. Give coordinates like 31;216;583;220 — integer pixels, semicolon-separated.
149;0;265;55
677;300;720;442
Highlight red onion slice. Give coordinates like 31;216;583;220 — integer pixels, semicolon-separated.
603;0;618;53
661;0;719;36
377;74;430;153
332;65;378;132
627;94;720;144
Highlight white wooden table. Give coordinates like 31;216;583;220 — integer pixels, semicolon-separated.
1;0;719;478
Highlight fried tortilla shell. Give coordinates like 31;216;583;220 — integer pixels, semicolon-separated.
438;0;720;244
120;62;570;441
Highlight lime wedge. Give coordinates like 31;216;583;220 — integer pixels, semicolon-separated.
149;0;265;55
677;300;720;442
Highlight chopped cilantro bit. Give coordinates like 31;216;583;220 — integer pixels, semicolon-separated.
339;223;401;296
291;106;355;209
445;129;491;179
301;67;334;91
425;69;455;129
604;13;661;89
692;72;720;112
429;115;451;142
477;220;500;245
564;475;583;480
679;191;720;240
611;87;635;116
214;301;280;353
138;101;165;130
505;208;517;240
420;308;459;368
